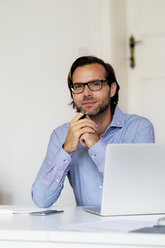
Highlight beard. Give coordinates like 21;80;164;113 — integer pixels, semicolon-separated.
74;90;111;117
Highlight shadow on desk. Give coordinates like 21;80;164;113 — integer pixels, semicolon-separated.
131;226;165;234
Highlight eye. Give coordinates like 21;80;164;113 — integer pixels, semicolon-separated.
73;83;82;89
92;80;101;86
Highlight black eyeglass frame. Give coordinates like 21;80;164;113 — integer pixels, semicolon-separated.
70;80;109;94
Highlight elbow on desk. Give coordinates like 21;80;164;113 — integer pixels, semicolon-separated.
31;192;53;208
31;186;60;208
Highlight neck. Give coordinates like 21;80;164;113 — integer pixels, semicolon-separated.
89;107;113;135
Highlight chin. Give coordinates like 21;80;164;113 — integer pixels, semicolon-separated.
86;109;100;116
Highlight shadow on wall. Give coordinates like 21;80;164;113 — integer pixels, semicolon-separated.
0;192;13;204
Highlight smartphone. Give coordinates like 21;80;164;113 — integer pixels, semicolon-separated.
29;209;64;216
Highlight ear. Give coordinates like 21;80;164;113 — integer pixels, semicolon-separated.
110;82;117;97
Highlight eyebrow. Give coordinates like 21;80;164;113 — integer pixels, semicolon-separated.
72;79;103;84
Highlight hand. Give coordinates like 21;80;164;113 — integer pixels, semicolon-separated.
63;113;97;154
79;132;100;148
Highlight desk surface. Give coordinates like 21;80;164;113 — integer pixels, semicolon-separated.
0;206;165;247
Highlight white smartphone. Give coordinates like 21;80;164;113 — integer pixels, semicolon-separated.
29;209;64;216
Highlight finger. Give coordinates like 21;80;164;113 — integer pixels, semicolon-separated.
79;127;96;135
79;139;87;147
79;134;87;147
70;119;97;132
79;113;88;120
80;132;100;148
73;113;85;121
86;115;91;120
79;119;97;130
73;123;97;134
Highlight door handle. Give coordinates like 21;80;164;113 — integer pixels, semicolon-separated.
129;36;143;68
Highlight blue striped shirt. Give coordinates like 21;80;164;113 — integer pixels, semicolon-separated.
31;107;155;208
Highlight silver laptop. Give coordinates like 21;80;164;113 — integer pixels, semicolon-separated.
84;143;165;216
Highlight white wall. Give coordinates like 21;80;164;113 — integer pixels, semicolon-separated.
109;0;128;112
0;0;127;206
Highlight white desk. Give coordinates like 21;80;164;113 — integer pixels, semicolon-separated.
0;206;165;247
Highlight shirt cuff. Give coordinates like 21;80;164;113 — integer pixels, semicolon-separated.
41;147;72;187
52;147;72;170
88;138;107;173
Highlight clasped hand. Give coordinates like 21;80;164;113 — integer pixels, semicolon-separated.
63;113;99;154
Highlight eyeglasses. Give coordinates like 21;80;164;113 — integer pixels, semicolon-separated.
71;80;108;94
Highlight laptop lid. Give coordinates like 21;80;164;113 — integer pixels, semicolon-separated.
84;143;165;216
99;143;165;216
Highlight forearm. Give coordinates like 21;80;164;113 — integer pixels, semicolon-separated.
31;134;72;208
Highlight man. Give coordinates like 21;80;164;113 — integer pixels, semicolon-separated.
31;56;155;208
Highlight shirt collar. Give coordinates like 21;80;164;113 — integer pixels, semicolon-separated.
109;106;125;128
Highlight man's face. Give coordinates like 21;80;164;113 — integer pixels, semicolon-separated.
72;63;116;116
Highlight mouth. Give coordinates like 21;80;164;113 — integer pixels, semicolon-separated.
82;101;97;106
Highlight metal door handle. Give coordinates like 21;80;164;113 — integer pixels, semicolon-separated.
129;36;143;68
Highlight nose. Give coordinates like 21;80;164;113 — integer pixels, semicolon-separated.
83;84;92;97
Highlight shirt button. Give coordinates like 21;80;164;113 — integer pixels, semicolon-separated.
92;154;96;158
64;159;68;164
56;179;59;183
99;185;102;189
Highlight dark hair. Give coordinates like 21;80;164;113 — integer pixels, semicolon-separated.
67;56;120;114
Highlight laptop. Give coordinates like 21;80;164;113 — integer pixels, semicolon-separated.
83;143;165;216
